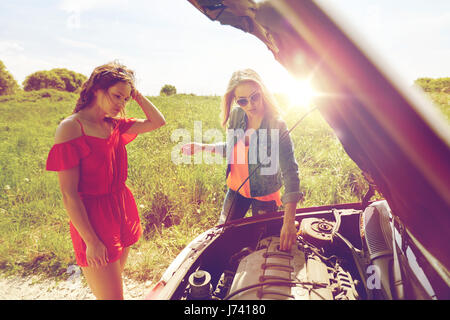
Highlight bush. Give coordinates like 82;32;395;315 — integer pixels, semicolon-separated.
23;68;87;92
160;84;177;96
23;71;64;92
415;77;450;93
52;68;87;93
0;60;20;96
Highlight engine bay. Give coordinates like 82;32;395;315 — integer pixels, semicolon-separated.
154;201;444;300
217;234;358;300
180;210;365;300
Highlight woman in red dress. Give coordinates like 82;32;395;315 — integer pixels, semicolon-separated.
46;62;165;299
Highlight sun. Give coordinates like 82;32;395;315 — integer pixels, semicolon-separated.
282;77;317;109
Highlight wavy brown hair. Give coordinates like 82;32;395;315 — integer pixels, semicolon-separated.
73;61;135;115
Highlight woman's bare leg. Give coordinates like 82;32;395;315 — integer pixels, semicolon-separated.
119;247;131;273
81;260;123;300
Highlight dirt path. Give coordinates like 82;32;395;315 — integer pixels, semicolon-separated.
0;273;153;300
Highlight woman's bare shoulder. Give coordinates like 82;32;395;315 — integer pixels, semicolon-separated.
54;114;82;144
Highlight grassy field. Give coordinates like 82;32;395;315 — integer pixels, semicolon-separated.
0;88;448;283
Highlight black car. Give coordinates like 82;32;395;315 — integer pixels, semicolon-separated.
146;0;450;300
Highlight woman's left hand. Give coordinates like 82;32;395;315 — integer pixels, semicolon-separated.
279;202;297;251
280;220;297;251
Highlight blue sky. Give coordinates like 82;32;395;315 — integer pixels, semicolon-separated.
0;0;449;95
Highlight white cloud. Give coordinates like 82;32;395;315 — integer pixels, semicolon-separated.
0;41;25;55
57;37;98;50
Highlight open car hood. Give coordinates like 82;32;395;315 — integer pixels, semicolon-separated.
187;0;450;271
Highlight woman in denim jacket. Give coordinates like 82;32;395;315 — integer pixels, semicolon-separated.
182;69;302;250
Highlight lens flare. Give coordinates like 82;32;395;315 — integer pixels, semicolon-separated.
283;77;317;109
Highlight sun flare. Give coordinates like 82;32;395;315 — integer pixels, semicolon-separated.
282;77;317;109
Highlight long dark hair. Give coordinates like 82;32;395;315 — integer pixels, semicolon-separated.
73;61;135;114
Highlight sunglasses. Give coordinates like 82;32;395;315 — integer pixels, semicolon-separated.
235;92;261;107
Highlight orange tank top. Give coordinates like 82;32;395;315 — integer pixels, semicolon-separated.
227;138;282;206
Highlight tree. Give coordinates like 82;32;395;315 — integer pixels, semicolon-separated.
0;60;20;95
23;68;87;92
160;84;177;96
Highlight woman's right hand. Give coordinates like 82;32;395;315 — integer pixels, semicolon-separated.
181;142;203;156
85;240;109;268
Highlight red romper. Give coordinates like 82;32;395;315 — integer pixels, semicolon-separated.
46;117;142;267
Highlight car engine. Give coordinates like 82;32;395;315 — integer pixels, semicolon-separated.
185;218;360;300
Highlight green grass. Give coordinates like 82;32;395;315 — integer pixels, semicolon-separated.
0;89;448;283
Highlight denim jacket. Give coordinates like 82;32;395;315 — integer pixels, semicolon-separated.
216;107;302;205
